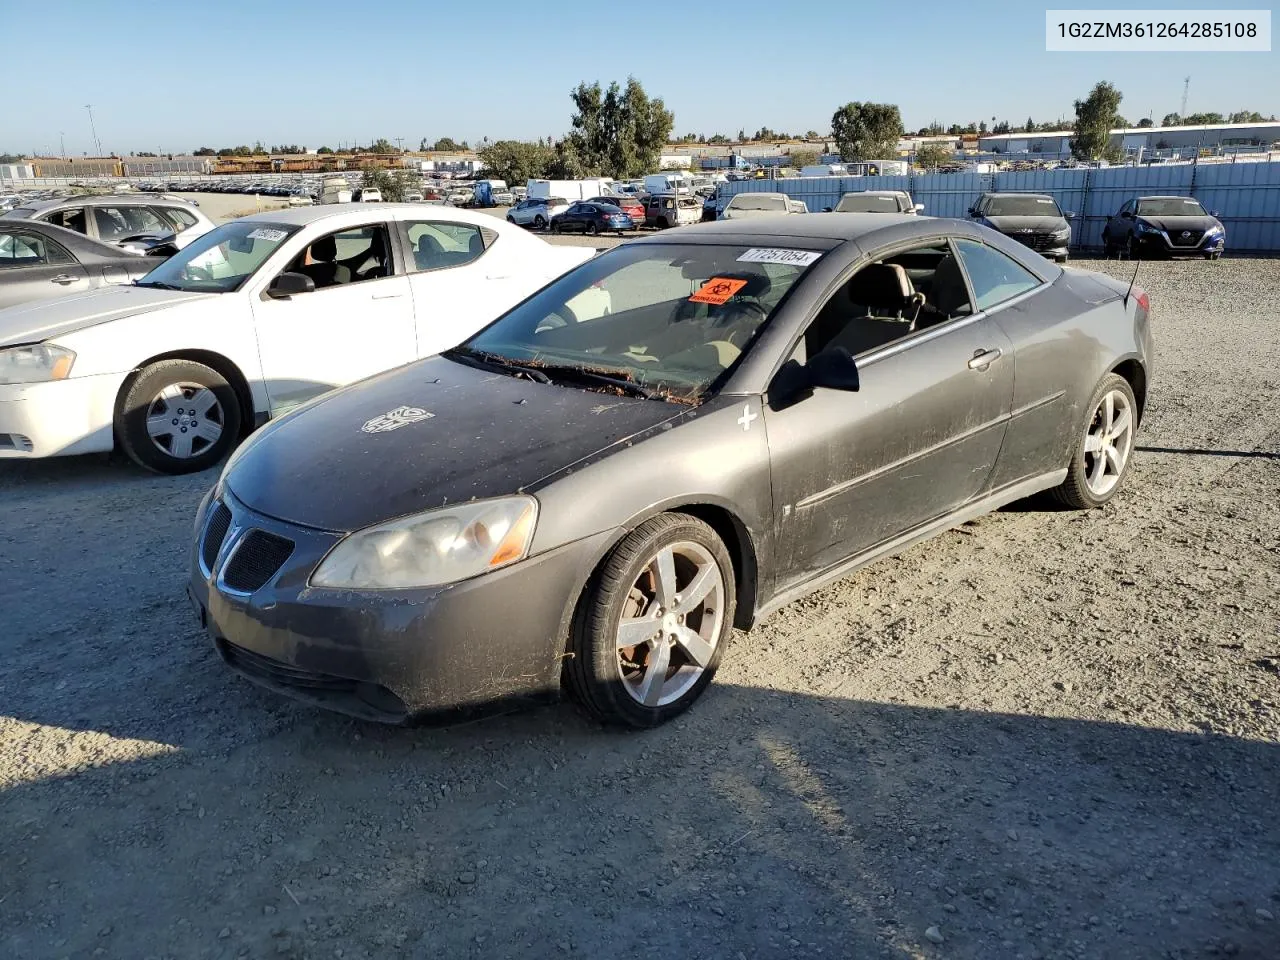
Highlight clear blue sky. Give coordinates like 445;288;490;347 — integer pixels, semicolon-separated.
4;0;1276;155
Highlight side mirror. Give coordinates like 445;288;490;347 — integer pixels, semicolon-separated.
1064;211;1076;220
1211;210;1220;217
266;271;315;299
768;346;860;410
914;203;925;213
1120;211;1134;219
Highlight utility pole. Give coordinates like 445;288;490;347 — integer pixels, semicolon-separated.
1181;77;1190;119
85;104;102;155
59;132;66;157
395;137;404;153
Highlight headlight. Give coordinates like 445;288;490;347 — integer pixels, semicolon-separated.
1204;224;1224;237
1134;220;1159;234
0;344;76;385
1053;226;1072;239
311;496;538;590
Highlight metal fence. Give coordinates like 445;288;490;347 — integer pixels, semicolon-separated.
719;160;1280;252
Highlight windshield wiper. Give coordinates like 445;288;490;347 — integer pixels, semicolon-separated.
133;280;182;290
445;347;551;384
533;363;664;400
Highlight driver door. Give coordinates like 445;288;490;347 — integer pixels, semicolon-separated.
251;222;416;415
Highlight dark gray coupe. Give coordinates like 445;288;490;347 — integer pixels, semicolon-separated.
0;220;153;309
189;213;1152;728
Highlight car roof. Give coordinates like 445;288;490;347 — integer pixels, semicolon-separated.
629;212;927;246
841;190;910;197
1137;195;1200;201
981;192;1054;200
236;203;503;226
15;195;200;211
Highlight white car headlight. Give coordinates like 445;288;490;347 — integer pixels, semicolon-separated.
311;496;538;590
0;344;76;385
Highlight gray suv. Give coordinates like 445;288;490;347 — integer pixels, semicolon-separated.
0;195;215;253
967;192;1073;263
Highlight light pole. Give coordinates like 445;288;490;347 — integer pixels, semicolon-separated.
395;137;404;153
85;104;102;155
59;132;66;157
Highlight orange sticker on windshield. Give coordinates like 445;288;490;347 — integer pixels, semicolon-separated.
689;277;747;305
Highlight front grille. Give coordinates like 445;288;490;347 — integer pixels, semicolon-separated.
1168;229;1205;247
201;501;232;573
1010;232;1058;252
222;530;294;593
218;640;352;692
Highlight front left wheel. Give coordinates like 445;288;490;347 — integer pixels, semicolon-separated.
566;513;736;727
116;359;241;474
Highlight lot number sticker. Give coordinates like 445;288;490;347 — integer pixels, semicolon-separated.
247;228;288;242
737;248;822;266
689;277;749;305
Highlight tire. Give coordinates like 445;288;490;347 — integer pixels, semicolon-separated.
552;221;562;234
506;216;516;224
1125;235;1140;260
116;359;241;475
533;215;546;230
1048;373;1137;509
1101;230;1115;257
566;513;736;728
585;221;598;236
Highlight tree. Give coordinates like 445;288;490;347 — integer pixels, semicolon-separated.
993;121;1011;135
737;129;745;141
805;129;822;140
193;147;216;156
1025;116;1036;133
561;76;674;179
432;137;465;152
789;149;820;169
1071;81;1124;161
362;165;417;202
477;140;555;185
915;142;953;170
1136;118;1154;128
1161;112;1182;127
708;133;729;144
317;145;333;154
830;101;903;162
978;120;988;135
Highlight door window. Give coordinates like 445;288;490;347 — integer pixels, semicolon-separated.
0;232;74;267
287;224;393;289
93;205;173;242
41;208;87;234
804;243;974;358
405;221;487;272
158;206;199;231
953;238;1041;312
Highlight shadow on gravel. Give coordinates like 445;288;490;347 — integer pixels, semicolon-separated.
1137;445;1280;460
3;682;1278;960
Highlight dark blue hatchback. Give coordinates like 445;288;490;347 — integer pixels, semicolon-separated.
550;202;634;235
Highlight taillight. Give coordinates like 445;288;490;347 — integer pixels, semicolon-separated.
1136;290;1150;313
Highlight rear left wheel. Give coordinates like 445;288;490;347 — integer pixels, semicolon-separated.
1048;373;1137;509
566;514;735;728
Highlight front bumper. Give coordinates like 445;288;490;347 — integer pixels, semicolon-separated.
0;372;123;459
188;488;616;724
1133;229;1225;255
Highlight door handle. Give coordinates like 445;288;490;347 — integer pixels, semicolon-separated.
370;292;404;300
50;274;77;284
967;348;1003;370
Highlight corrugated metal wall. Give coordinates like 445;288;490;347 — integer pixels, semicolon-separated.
718;161;1280;252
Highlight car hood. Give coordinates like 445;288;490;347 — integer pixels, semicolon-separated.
0;284;215;348
224;355;687;533
1137;215;1220;233
984;215;1069;232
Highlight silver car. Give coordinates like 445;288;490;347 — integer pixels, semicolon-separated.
507;197;570;231
0;195;215;253
831;190;924;214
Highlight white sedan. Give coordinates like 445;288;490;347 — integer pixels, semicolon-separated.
0;204;595;473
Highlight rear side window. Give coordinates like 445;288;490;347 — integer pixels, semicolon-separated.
954;239;1041;311
158;206;199;230
406;221;488;272
41;207;87;234
0;231;74;267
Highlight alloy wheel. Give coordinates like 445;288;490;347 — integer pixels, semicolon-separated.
145;382;225;459
1082;389;1133;497
615;541;725;707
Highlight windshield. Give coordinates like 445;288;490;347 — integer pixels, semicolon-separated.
728;195;787;211
836;194;901;213
136;220;298;293
1138;198;1207;217
457;242;823;401
986;196;1062;217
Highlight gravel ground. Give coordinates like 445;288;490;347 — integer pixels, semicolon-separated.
2;256;1278;960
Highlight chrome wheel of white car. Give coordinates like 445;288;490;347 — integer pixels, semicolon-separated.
567;513;735;727
615;540;725;708
1082;388;1133;498
117;359;242;475
146;383;225;460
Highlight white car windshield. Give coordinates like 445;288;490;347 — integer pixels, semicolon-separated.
836;195;901;213
728;195;787;211
452;242;823;402
135;221;299;293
